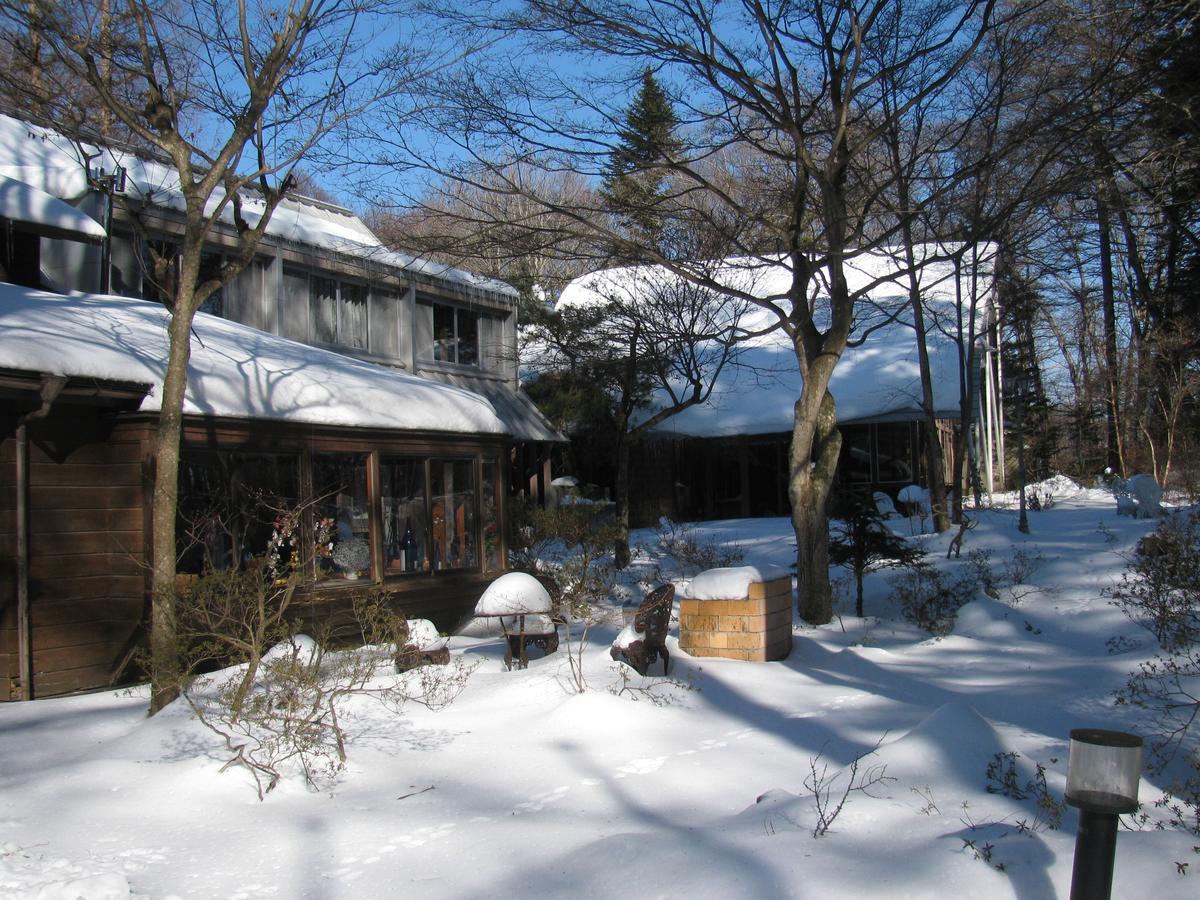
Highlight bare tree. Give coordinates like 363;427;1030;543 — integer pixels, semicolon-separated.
385;0;1010;623
533;263;749;566
0;0;459;711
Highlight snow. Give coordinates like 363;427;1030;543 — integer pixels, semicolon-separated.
0;175;106;240
556;245;997;437
0;285;508;435
680;565;791;599
406;619;448;653
1;485;1196;899
0;114;517;299
612;624;645;649
474;571;553;615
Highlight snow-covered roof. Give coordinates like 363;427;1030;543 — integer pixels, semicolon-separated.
555;246;996;437
0;175;105;242
0;114;517;300
0;284;508;436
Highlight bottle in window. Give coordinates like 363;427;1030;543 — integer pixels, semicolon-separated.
402;518;417;572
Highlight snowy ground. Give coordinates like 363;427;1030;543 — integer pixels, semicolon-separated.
2;480;1197;899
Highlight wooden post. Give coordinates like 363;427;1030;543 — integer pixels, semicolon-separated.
15;422;32;700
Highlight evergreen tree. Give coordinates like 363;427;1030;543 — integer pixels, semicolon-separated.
601;68;681;256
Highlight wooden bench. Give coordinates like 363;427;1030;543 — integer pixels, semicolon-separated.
610;584;674;676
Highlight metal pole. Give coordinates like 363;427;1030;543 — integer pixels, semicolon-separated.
1070;809;1119;900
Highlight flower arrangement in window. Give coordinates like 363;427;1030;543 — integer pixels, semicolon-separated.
266;512;335;580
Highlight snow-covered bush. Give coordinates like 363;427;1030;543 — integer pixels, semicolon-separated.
650;516;744;579
1110;511;1200;649
1112;511;1200;827
176;572;470;798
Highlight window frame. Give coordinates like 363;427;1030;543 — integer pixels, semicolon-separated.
177;439;507;589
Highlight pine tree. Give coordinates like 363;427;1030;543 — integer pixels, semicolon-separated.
601;68;681;256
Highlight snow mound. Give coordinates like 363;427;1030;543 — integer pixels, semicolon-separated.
406;618;448;652
1029;474;1083;500
680;565;790;599
261;633;319;665
951;599;1024;642
475;572;553;615
875;702;1011;792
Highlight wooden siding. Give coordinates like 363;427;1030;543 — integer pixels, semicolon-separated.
0;416;150;701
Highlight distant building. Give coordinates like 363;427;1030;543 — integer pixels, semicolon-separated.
555;247;1004;525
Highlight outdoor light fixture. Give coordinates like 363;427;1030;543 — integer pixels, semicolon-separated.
1065;728;1142;900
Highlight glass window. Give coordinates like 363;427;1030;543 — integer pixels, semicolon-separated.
381;457;429;574
875;423;914;484
313;453;371;581
197;253;224;317
457;309;478;365
431;302;480;366
430;459;477;571
280;267;311;341
177;451;298;575
339;281;368;350
311;275;338;345
481;458;501;571
839;425;873;484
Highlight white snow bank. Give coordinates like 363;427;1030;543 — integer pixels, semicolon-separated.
680;565;790;599
475;572;553;615
0;286;508;435
874;701;1012;793
951;599;1026;642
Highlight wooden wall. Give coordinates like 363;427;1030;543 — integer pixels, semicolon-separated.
0;415;148;700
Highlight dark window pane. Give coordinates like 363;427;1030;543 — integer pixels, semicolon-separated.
433;303;456;362
875;423;914;484
381;457;429;574
313;453;371;581
311;276;337;345
177;451;298;574
197;253;224;318
839;425;873;484
456;308;478;365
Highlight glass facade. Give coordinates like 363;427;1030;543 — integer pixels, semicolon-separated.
178;446;503;585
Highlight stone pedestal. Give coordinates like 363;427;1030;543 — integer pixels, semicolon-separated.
679;571;793;662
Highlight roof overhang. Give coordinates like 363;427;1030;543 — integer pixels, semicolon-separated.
0;175;105;244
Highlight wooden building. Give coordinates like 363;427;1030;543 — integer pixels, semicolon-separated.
555;247;1004;526
0;114;561;701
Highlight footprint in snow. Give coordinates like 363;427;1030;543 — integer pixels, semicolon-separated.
513;785;570;814
614;756;667;778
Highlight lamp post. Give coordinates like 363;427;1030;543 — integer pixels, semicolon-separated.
1065;728;1142;900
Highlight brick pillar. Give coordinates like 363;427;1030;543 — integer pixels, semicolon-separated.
679;571;793;662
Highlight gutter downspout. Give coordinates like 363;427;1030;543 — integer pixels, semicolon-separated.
14;374;67;701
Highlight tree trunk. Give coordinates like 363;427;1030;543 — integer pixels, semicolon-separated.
791;388;841;625
1096;193;1124;475
613;436;631;569
149;299;197;713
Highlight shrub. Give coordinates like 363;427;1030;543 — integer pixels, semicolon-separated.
650;516;744;579
890;562;979;634
1109;511;1200;649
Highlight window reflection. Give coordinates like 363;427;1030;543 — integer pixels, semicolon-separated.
313;453;371;581
431;459;477;570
